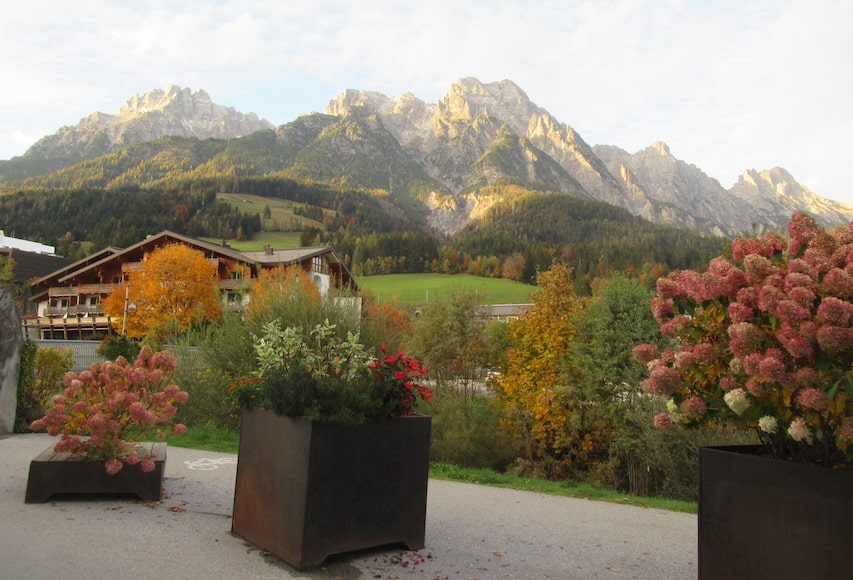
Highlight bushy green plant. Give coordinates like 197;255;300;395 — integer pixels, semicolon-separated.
14;339;38;432
97;335;141;362
232;319;432;424
422;387;515;471
170;345;241;430
15;345;74;431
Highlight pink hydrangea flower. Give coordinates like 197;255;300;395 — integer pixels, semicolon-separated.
632;344;657;365
140;459;156;473
787;418;813;444
653;412;673;430
680;396;708;420
795;387;828;411
645;366;682;396
104;459;123;475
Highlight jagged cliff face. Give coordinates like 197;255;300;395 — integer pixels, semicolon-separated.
326;78;853;236
728;167;853;230
593;142;759;236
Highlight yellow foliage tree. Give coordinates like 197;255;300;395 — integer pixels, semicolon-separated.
103;244;221;338
493;263;589;477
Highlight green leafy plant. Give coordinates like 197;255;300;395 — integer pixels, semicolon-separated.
231;319;432;423
97;334;141;362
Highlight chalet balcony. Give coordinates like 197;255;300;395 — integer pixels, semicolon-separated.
44;305;106;317
48;284;117;297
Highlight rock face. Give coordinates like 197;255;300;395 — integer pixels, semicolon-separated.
4;78;852;237
0;289;22;434
325;78;853;236
728;167;853;231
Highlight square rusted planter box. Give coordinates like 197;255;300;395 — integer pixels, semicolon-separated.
231;408;431;569
699;445;852;579
25;442;166;503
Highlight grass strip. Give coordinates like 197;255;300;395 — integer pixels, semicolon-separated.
166;426;697;514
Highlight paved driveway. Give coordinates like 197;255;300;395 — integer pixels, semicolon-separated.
0;433;696;579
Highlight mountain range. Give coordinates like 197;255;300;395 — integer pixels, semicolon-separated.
1;78;850;238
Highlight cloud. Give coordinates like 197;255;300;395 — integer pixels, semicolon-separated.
1;0;850;204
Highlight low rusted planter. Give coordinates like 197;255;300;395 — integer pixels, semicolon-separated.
699;445;852;579
25;442;166;503
231;408;431;569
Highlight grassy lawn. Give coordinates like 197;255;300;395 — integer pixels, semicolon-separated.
359;273;537;306
166;425;696;513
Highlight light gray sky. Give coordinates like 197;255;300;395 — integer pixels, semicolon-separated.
2;0;851;204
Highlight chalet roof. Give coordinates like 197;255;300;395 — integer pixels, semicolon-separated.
240;246;342;266
33;246;122;287
48;231;249;284
31;230;356;292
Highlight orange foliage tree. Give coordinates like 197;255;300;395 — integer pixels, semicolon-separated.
493;263;591;477
103;244;221;338
244;266;321;326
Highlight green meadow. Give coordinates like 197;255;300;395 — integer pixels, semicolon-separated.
357;273;537;306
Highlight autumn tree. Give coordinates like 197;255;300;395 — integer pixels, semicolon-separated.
103;244;221;339
360;298;413;355
493;263;591;478
406;290;488;393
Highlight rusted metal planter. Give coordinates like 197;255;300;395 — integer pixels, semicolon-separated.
231;408;431;570
25;442;166;503
699;445;852;579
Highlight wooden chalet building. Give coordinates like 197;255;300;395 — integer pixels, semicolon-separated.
26;231;358;339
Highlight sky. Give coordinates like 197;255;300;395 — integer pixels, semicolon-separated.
1;0;851;204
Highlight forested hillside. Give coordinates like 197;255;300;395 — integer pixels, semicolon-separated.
1;174;726;291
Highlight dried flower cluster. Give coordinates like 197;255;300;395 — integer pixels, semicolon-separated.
30;347;189;474
634;213;852;468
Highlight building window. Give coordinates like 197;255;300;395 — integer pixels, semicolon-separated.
87;296;99;307
312;256;324;274
227;292;241;303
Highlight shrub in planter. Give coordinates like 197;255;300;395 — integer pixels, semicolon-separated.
231;319;432;422
29;346;189;474
230;319;433;569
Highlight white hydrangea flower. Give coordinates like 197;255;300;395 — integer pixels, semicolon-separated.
758;416;778;434
723;388;751;415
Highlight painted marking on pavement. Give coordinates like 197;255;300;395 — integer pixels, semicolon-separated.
184;457;238;470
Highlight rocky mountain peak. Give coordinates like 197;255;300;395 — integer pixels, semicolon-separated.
119;85;194;115
325;89;392;117
435;78;544;134
9;86;273;180
649;141;672;157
